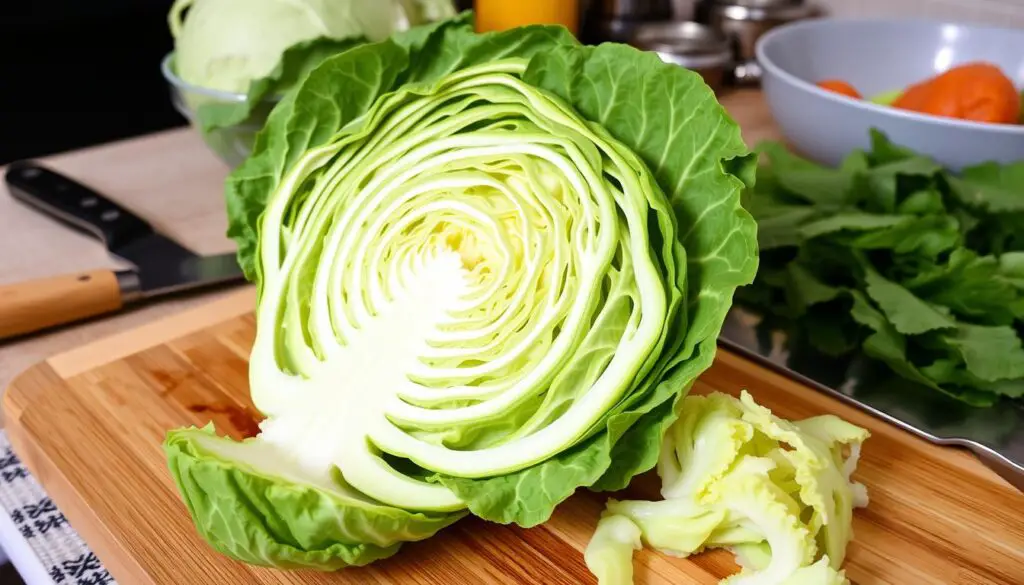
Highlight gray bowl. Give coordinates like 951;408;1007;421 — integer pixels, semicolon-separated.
755;18;1024;170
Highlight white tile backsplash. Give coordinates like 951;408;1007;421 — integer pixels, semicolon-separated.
815;0;1024;28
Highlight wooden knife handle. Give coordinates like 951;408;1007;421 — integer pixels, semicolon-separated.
0;269;123;340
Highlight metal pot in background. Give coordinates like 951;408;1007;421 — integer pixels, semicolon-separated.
580;0;676;43
629;21;733;92
583;0;815;89
699;0;816;83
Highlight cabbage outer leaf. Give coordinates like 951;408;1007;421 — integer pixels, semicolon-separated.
165;426;462;569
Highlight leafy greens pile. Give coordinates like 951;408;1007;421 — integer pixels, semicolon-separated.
164;16;758;570
740;130;1024;407
586;391;870;585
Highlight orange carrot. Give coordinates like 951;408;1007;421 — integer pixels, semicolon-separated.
816;79;862;99
892;62;1020;124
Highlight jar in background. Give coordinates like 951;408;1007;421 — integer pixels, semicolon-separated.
474;0;580;35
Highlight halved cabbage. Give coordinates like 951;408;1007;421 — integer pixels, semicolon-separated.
166;17;758;570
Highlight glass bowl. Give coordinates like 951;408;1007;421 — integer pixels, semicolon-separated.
160;52;279;168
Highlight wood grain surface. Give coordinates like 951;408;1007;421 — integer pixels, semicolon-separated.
4;288;1023;585
0;268;123;341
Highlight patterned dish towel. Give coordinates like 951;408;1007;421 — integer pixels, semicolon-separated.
0;431;115;585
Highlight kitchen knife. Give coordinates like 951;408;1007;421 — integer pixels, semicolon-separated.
0;161;246;340
719;306;1024;493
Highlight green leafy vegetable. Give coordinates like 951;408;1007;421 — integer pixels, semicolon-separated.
585;391;869;585
738;130;1024;407
862;269;955;335
165;17;758;570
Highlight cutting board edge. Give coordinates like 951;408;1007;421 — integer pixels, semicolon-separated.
0;282;262;585
2;363;158;585
45;286;256;381
0;286;258;585
2;285;257;448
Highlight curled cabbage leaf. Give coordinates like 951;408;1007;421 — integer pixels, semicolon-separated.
586;391;869;585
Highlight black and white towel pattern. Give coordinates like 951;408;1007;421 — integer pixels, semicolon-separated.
0;431;115;585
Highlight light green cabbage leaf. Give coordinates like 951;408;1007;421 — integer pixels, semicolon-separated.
585;391;869;585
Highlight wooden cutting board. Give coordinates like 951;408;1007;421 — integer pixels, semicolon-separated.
4;288;1024;585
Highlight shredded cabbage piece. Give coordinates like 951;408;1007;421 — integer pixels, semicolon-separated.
585;390;870;585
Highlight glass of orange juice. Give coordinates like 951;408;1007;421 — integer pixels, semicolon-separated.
474;0;579;35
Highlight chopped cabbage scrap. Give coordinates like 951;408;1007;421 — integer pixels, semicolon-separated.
585;391;869;585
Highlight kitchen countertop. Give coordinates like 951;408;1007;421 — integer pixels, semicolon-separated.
0;129;248;407
0;89;778;404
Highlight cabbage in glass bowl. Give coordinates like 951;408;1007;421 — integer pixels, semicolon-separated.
161;0;460;167
161;52;278;168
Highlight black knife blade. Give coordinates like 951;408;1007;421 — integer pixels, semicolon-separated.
0;160;246;339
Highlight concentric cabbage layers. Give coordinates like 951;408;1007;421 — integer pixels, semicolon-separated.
164;17;759;571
